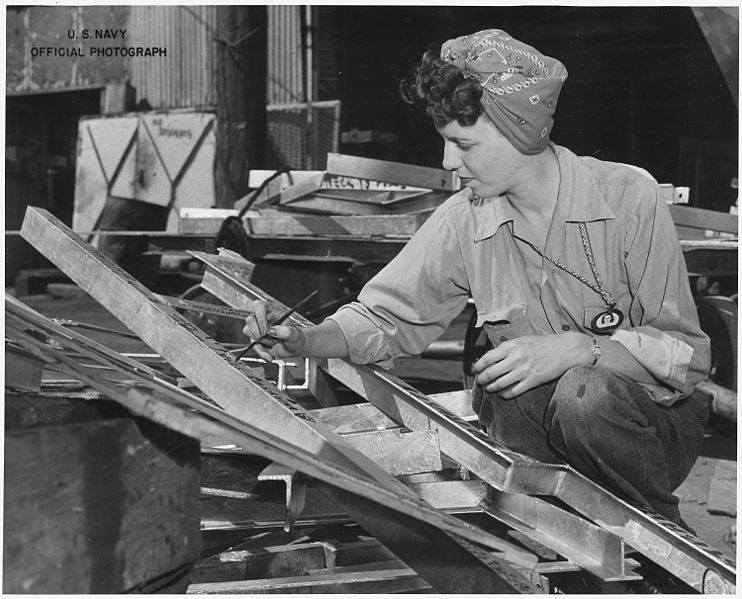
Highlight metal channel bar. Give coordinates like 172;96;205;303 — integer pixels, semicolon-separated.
193;248;736;594
484;489;640;583
18;208;537;593
155;294;255;321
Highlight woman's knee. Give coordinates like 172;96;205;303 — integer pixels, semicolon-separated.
551;367;618;421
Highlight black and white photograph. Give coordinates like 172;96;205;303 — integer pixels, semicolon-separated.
3;3;738;594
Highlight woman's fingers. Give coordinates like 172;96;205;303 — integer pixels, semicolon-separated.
242;300;275;341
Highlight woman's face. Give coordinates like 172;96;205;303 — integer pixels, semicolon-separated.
436;115;526;199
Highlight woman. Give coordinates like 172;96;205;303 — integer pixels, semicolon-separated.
243;29;710;529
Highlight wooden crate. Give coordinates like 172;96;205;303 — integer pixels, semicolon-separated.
3;394;202;593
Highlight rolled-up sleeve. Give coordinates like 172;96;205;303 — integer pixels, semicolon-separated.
611;183;711;401
327;201;471;369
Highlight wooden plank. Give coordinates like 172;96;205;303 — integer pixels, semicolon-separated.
306;561;433;592
187;567;430;594
3;413;201;593
193;542;331;584
328;538;397;567
307;559;408;574
326;152;459;192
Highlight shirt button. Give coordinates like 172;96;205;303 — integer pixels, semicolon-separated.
498;335;508;342
561;325;571;331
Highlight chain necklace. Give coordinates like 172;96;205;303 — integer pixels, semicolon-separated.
518;222;623;334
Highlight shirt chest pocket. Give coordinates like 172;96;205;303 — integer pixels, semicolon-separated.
477;302;535;347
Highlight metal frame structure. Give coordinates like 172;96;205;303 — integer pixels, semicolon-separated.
192;247;737;594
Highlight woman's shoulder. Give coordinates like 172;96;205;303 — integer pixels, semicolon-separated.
557;145;656;187
557;144;661;215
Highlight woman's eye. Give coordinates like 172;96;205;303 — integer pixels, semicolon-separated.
457;143;472;151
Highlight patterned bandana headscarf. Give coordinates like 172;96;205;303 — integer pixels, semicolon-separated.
441;29;568;155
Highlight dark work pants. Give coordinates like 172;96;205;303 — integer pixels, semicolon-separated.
476;367;709;525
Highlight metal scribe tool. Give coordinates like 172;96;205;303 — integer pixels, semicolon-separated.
232;289;318;361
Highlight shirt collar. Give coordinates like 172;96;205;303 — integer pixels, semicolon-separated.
472;144;615;242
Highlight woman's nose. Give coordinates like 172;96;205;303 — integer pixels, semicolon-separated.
441;142;461;171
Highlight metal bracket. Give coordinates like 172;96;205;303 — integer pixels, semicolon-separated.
258;463;307;532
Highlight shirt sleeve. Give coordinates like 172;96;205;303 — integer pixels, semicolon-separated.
327;202;471;369
610;180;711;402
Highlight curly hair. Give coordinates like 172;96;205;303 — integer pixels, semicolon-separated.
400;47;484;127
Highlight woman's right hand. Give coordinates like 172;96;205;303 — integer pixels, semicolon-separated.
242;300;306;362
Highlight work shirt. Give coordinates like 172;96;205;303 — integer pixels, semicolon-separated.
328;144;710;405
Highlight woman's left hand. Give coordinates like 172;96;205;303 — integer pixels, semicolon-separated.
472;333;593;398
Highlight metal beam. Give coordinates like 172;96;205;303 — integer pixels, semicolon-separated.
326;152;459;192
257;463;307;532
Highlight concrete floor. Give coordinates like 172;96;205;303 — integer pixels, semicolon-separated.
8;288;737;562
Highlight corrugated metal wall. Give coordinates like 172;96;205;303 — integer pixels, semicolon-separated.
127;5;219;110
127;5;304;111
267;5;305;105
